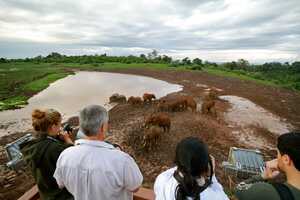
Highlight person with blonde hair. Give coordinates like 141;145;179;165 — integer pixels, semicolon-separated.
21;108;74;200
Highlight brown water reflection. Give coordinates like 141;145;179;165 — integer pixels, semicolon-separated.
220;95;293;135
0;72;182;136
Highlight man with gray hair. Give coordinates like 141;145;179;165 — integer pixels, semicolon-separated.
54;105;143;200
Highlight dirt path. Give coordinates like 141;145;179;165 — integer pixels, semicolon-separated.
1;68;299;200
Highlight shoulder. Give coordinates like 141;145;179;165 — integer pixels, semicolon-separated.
56;145;79;163
154;167;178;199
156;167;176;180
235;182;280;200
154;167;176;189
109;149;136;163
57;144;79;157
46;138;69;149
286;183;300;199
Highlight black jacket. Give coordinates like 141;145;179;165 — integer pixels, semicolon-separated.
21;134;73;200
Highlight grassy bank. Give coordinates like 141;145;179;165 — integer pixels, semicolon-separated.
0;62;72;110
202;67;278;87
0;61;298;111
202;66;300;90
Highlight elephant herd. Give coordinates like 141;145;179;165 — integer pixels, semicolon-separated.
109;91;218;150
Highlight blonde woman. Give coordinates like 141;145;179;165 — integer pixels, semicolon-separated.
21;109;73;200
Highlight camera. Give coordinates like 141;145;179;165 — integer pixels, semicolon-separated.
63;123;73;133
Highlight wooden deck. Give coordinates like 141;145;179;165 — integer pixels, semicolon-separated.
18;185;155;200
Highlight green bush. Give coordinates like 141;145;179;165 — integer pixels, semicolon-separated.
189;65;202;70
92;63;101;67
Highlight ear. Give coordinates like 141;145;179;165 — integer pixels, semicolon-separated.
282;154;292;166
98;124;104;136
286;155;294;166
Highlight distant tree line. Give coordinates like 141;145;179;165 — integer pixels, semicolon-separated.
219;59;300;73
0;50;174;65
0;51;299;74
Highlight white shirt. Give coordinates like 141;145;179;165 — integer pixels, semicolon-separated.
154;167;229;200
54;139;143;200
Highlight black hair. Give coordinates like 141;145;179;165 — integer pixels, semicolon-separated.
174;137;213;200
277;132;300;171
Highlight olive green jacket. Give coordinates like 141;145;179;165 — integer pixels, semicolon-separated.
235;175;300;200
21;134;73;200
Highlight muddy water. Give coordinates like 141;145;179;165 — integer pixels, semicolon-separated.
0;72;182;137
220;95;293;135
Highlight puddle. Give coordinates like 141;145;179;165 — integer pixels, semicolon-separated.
196;83;208;88
0;71;182;137
181;80;190;83
231;128;273;149
220;95;292;135
204;87;223;92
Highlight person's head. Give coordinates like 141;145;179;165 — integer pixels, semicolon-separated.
79;105;108;139
32;108;62;136
173;137;212;200
277;132;300;173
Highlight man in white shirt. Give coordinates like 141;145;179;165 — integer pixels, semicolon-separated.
54;105;143;200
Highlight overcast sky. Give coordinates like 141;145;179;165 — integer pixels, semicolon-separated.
0;0;299;63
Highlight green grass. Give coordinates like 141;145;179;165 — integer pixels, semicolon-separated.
202;66;300;92
0;62;72;110
0;96;28;110
102;62;170;69
0;61;298;111
22;73;70;92
59;62;171;70
202;67;278;87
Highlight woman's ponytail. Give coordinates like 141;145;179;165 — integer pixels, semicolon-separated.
174;169;201;200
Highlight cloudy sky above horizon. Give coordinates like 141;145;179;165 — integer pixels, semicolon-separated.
0;0;299;63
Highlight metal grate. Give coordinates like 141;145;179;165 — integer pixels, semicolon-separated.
5;133;34;170
223;147;265;179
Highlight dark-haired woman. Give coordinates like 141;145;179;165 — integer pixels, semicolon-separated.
154;137;228;200
21;109;74;200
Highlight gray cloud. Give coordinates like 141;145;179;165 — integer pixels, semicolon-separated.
0;0;299;63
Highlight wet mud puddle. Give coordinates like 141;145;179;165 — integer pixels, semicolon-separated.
220;95;293;149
